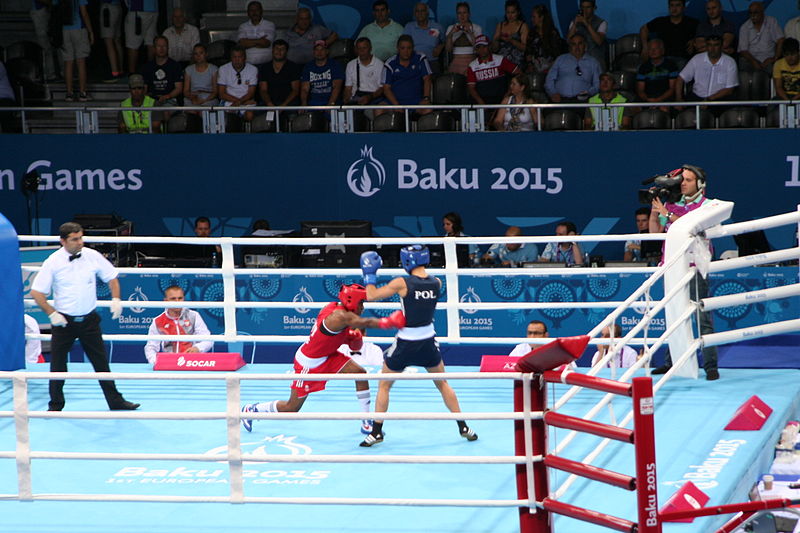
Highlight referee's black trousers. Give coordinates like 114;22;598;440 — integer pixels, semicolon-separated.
48;311;124;410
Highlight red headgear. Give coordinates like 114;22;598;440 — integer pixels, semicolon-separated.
339;283;367;312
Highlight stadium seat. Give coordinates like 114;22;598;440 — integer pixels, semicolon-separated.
224;112;245;133
372;112;405;132
250;112;276;133
766;106;781;128
543;110;582;131
528;71;546;94
206;39;235;67
5;41;42;64
613;34;642;60
632;108;671;130
613;53;641;73
166;113;203;133
416;110;457;132
432;73;467;104
735;70;770;101
328;39;355;62
718;107;759;128
674;108;713;129
289;111;327;132
610;70;635;92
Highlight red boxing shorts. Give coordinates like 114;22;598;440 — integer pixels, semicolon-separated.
291;348;351;398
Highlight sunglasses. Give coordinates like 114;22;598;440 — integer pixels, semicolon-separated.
236;71;242;85
575;65;582;76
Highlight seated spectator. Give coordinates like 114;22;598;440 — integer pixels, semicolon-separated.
163;8;200;66
493;73;538;131
525;4;565;74
445;2;482;75
251;219;271;235
343;37;385;108
218;45;258;122
773;38;800;100
0;61;16;133
24;313;44;364
140;36;184;122
118;74;159;133
508;320;548;357
258;39;301;108
144;285;213;364
567;0;607;70
338;327;384;366
300;40;345;108
738;1;783;73
492;0;528;68
635;38;678;112
694;0;736;56
787;14;800;42
442;211;479;265
482;226;538;267
584;72;632;130
191;216;221;262
639;0;699;62
676;34;737;111
591;324;638;368
467;34;520;110
540;221;584;266
357;0;404;62
404;2;445;72
286;7;338;66
61;0;94;102
545;33;600;104
124;0;158;74
183;44;219;110
624;207;654;262
238;0;276;66
378;35;432;117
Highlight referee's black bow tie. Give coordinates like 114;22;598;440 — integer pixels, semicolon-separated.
69;253;82;261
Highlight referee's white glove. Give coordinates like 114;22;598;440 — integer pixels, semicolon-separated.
110;298;123;319
48;311;67;327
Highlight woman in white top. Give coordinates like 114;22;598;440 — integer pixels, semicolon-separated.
184;43;219;110
445;2;482;75
494;73;537;131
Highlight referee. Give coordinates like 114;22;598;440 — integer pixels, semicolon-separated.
30;222;140;411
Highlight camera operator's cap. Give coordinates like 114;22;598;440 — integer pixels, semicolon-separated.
474;34;489;48
313;39;327;49
128;74;145;89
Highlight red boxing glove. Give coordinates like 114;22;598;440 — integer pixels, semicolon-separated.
347;328;363;351
378;310;406;330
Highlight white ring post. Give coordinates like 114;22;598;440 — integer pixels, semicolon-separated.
225;375;244;503
220;238;238;342
12;376;32;501
443;237;461;343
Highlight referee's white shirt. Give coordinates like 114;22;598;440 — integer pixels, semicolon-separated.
31;247;118;316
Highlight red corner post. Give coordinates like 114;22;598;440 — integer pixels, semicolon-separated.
514;376;550;533
632;376;661;533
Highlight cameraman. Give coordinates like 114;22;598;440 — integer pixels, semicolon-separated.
649;164;719;381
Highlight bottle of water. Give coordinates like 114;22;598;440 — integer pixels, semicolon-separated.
211;251;219;268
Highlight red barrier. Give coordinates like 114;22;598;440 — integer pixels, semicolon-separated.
515;336;588;373
480;355;522;372
544;412;634;443
154;352;246;371
658;481;710;523
543;455;635;490
542;498;637;533
724;395;773;430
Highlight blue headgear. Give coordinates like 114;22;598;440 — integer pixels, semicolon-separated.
400;245;430;274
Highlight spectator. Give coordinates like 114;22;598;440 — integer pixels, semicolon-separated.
494;73;538;131
649;164;719;381
193;216;221;259
258;39;301;109
29;0;59;81
144;285;212;365
124;0;159;74
738;1;784;73
773;37;800;100
676;34;737;111
442;211;479;265
445;2;482;75
338;327;384;366
508;320;548;357
591;324;638;368
482;226;538;267
624;207;655;262
467;34;519;109
0;61;17;133
183;44;219;110
61;0;94;102
635;38;678;111
357;0;404;62
286;7;338;66
525;4;565;74
567;0;608;70
140;36;184;123
786;13;800;42
492;0;528;68
300;40;345;108
540;221;584;265
218;45;258;123
24;314;43;364
163;7;200;66
343;37;385;112
99;0;124;82
237;0;276;66
640;0;699;62
584;72;631;130
544;33;601;103
118;73;159;133
404;2;445;72
378;35;432;117
694;0;736;56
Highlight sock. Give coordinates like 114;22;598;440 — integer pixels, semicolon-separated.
254;400;278;413
371;421;383;436
457;420;469;433
356;390;371;413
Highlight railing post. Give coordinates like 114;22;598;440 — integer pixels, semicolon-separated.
225;374;244;503
220;238;238;342
515;373;550;533
13;375;32;501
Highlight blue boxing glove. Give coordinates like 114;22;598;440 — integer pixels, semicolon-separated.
360;251;382;285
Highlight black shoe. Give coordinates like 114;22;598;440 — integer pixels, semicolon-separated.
360;432;384;447
110;400;140;410
706;369;720;381
460;426;478;441
651;366;670;375
48;407;63;411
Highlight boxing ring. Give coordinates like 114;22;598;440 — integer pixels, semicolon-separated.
3;202;800;533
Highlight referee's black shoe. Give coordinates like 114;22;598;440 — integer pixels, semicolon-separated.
651;366;670;375
109;400;140;410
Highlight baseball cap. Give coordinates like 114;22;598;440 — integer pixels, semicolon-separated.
314;39;327;49
474;35;489;48
128;74;145;88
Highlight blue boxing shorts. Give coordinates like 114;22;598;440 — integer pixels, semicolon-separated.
384;337;442;371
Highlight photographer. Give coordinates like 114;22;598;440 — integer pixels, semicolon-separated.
648;164;720;381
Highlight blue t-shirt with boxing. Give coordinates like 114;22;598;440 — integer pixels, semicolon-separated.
301;59;344;106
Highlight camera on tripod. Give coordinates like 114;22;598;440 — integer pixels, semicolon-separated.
638;168;684;204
